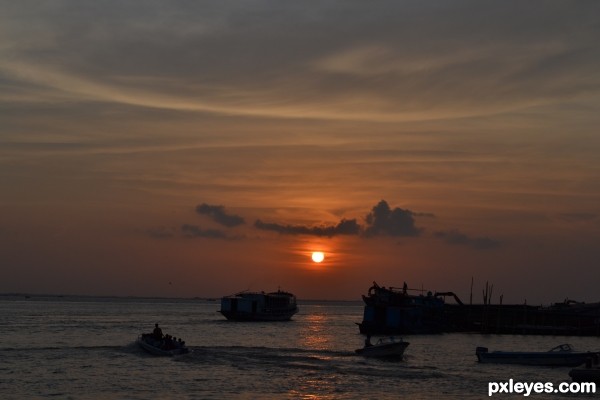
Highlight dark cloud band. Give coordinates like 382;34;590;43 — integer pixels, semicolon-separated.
196;203;245;227
254;218;360;237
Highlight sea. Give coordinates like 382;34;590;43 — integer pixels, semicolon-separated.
1;295;599;399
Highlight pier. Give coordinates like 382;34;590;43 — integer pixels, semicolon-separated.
357;282;600;336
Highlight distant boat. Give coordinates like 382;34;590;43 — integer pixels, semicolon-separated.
136;333;189;356
219;290;298;321
476;344;598;367
355;337;409;358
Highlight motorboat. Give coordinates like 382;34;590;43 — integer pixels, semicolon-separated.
355;336;409;358
476;344;598;367
569;367;600;383
569;353;600;383
219;289;298;321
136;333;189;356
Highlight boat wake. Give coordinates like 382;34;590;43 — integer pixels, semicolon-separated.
176;345;445;380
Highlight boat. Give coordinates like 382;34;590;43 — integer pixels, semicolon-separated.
356;281;447;334
570;366;600;383
219;289;298;321
570;367;600;383
136;333;189;356
355;336;410;358
569;353;600;382
476;344;598;367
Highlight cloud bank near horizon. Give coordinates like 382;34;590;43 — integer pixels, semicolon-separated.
150;200;500;250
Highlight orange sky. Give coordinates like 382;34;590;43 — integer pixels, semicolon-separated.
1;2;599;303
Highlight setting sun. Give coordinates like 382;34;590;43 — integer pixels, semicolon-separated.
311;252;325;263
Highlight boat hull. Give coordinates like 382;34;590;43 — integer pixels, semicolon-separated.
476;346;597;367
220;309;298;321
355;340;409;358
136;336;189;356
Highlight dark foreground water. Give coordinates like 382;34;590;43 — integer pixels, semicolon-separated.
1;296;599;399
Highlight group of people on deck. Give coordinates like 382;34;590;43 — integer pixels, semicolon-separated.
147;323;186;350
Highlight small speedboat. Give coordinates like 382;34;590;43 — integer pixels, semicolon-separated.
569;366;600;383
355;337;409;358
476;344;598;367
569;354;600;383
570;367;600;383
136;333;189;356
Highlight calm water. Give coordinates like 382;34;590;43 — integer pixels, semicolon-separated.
1;296;599;399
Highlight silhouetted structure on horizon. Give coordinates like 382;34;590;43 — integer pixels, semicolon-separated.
357;282;600;336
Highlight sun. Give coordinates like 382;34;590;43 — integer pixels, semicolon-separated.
311;251;325;263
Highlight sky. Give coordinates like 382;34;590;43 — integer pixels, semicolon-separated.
1;1;599;303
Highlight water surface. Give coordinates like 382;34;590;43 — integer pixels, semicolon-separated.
1;296;598;399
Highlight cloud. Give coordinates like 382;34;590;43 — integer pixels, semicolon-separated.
434;229;500;250
364;200;421;237
181;224;232;239
411;212;436;218
3;2;599;122
146;226;176;239
182;200;498;252
254;200;426;238
254;218;360;237
195;203;245;227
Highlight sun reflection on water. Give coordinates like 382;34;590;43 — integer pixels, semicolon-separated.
287;368;343;400
300;313;334;351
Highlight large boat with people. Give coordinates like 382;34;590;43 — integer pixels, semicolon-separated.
356;281;448;334
219;289;299;321
356;280;600;336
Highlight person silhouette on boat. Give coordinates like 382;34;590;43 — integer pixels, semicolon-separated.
153;323;163;340
365;334;373;347
164;334;173;350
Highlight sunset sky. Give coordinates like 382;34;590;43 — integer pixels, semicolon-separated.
1;1;599;303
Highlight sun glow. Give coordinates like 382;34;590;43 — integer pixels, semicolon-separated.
311;251;325;263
